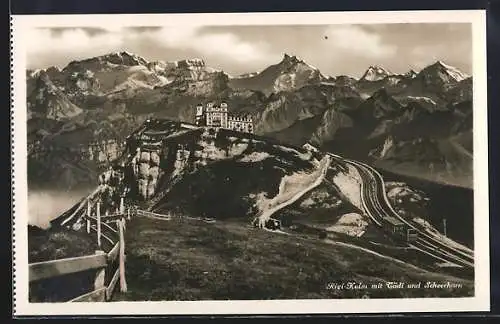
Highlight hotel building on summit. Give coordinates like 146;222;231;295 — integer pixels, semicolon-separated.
195;102;254;133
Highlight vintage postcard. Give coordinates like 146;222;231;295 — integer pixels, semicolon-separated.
11;10;489;315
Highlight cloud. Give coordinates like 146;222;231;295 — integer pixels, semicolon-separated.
27;26;274;69
27;27;126;67
35;27;109;38
325;25;397;59
26;24;471;77
131;26;274;64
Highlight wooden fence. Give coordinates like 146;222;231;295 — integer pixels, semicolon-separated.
29;197;132;302
135;209;172;220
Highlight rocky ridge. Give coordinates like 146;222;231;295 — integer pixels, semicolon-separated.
27;52;473;188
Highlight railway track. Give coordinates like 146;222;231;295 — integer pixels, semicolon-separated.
357;161;474;261
327;153;474;269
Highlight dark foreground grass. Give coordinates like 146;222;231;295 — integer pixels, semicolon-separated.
28;225;99;263
113;216;473;301
28;225;101;302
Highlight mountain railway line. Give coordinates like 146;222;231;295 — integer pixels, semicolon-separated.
326;152;474;270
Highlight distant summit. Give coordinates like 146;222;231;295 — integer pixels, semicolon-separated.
229;53;326;95
360;65;394;82
64;51;149;72
419;60;470;83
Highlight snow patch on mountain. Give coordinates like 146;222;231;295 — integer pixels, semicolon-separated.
233;72;260;79
406;96;437;106
417;61;470;86
238;151;271;163
435;61;469;82
360;65;394;82
29;69;45;78
329;163;363;211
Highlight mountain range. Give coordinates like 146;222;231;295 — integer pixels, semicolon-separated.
26;51;473;189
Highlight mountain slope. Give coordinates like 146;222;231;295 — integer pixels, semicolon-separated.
27;72;83;120
370;133;473;188
27;53;473;189
229;54;327;95
359;65;394;82
390;61;471;103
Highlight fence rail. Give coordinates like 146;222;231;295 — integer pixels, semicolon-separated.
136;209;172;220
29;197;132;302
29;253;107;283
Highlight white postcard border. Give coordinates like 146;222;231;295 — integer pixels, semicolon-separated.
11;10;490;315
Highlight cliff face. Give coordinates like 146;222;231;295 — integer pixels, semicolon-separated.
122;126;258;202
28;138;125;190
310;107;354;146
82;119;336;224
84;139;124;165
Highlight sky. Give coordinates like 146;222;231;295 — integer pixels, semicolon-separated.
26;23;472;78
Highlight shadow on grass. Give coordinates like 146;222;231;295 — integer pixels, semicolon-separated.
113;217;474;301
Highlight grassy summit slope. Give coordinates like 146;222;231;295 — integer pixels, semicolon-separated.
113;216;473;301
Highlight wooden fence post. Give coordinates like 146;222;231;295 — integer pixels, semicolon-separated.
96;201;101;248
119;219;127;292
120;197;125;214
116;219;121;239
86;200;91;234
94;250;106;302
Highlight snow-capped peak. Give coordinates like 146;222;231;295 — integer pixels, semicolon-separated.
110;51;149;65
432;60;470;82
360;65;394;81
177;58;206;67
28;66;62;79
28;69;44;78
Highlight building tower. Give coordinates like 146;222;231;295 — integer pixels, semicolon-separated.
195;104;204;126
220;102;228;129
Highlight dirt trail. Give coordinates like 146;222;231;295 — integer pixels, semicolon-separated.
257;155;331;227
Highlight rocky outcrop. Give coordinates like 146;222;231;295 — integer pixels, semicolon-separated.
119;125;259;201
359;65;394;82
27;72;83;120
132;149;162;200
310;106;354;146
72;120;332;223
84;139;123;165
67;70;101;95
64;51;149;73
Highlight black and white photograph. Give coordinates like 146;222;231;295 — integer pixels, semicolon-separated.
11;11;490;315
